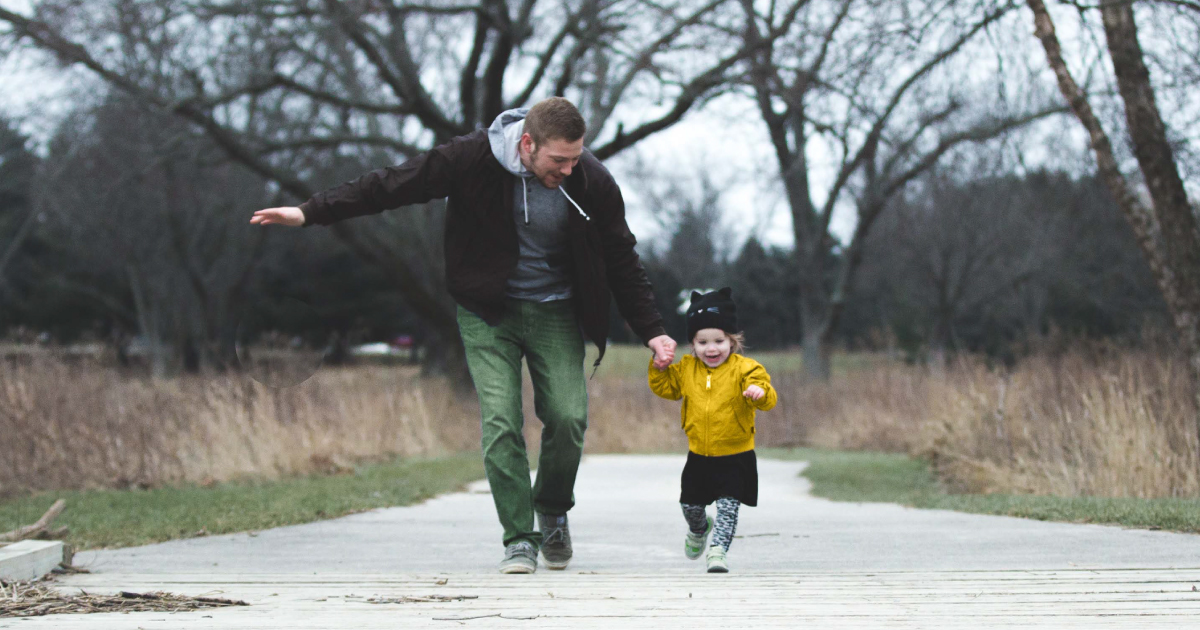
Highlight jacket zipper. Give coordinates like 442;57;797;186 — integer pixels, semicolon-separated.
704;368;712;455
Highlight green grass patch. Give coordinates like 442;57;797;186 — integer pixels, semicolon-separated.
0;453;485;550
762;447;1200;534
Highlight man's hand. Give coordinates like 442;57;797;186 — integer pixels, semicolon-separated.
648;334;676;369
251;206;306;227
743;385;765;401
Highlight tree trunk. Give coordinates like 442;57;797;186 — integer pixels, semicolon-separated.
799;272;832;381
801;328;832;382
1027;0;1200;458
1098;1;1200;445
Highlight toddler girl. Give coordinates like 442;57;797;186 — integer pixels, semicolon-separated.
648;287;777;572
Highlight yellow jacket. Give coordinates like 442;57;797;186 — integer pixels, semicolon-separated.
648;354;778;457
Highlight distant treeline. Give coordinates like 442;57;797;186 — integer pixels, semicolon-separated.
625;169;1165;362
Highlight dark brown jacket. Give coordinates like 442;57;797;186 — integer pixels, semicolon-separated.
299;129;666;363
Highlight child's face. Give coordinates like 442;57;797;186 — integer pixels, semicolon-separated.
692;328;732;368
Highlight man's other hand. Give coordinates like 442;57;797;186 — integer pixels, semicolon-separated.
649;334;676;369
251;207;305;227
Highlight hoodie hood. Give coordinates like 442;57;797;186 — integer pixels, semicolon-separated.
488;108;531;177
487;107;591;224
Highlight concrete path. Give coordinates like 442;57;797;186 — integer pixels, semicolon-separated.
12;455;1200;628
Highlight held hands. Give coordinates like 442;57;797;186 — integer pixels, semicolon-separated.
648;334;676;370
250;207;306;227
743;385;766;401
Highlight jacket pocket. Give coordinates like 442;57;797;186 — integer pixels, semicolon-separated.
712;402;746;442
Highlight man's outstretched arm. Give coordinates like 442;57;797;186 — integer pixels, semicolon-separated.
250;132;473;228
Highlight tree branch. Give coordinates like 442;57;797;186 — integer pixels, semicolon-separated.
460;11;490;125
507;10;580;109
256;135;422;156
0;499;65;542
816;3;1016;236
591;49;743;160
880;106;1069;203
1025;0;1172;297
271;73;412;115
324;0;461;139
594;0;729;131
480;0;516;123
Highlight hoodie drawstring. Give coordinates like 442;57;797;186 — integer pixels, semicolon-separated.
522;177;529;225
559;187;590;221
522;177;590;224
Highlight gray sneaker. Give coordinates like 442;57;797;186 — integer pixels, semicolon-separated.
499;541;538;574
706;546;729;573
537;513;572;570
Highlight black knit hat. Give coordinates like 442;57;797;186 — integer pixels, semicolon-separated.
686;287;738;340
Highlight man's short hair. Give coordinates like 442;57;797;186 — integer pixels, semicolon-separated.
524;97;586;146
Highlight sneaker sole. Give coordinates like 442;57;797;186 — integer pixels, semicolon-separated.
706;565;729;573
499;562;537;574
542;554;571;570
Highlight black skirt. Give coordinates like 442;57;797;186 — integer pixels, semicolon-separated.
679;449;758;507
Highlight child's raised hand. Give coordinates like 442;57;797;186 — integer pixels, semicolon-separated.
743;385;765;400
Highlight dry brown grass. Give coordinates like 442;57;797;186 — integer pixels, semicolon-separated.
768;346;1199;499
0;356;479;493
925;349;1199;498
4;344;1197;500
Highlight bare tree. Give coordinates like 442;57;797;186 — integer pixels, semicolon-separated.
33;97;272;376
0;0;755;373
737;0;1065;379
893;169;1050;365
1026;0;1200;453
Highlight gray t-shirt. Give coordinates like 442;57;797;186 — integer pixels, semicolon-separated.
506;175;573;301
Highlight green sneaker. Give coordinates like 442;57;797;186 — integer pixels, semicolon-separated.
499;541;538;574
705;546;729;573
685;516;713;560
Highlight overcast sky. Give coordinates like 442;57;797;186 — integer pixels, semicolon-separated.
5;0;1194;257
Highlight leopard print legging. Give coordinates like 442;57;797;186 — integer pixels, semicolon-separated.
681;497;740;552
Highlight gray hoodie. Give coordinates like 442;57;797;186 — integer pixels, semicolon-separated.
487;108;582;302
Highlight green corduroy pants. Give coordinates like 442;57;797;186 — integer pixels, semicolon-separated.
457;299;588;548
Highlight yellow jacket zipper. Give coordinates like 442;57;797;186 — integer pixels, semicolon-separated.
704;369;712;453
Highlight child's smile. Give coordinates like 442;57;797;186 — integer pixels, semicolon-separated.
693;328;732;368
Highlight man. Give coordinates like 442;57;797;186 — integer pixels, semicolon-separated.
252;98;677;574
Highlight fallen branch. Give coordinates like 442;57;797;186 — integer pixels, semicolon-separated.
120;591;247;606
0;580;247;617
0;500;65;543
35;526;69;541
368;595;479;604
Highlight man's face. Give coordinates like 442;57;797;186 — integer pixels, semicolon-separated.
520;134;583;188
